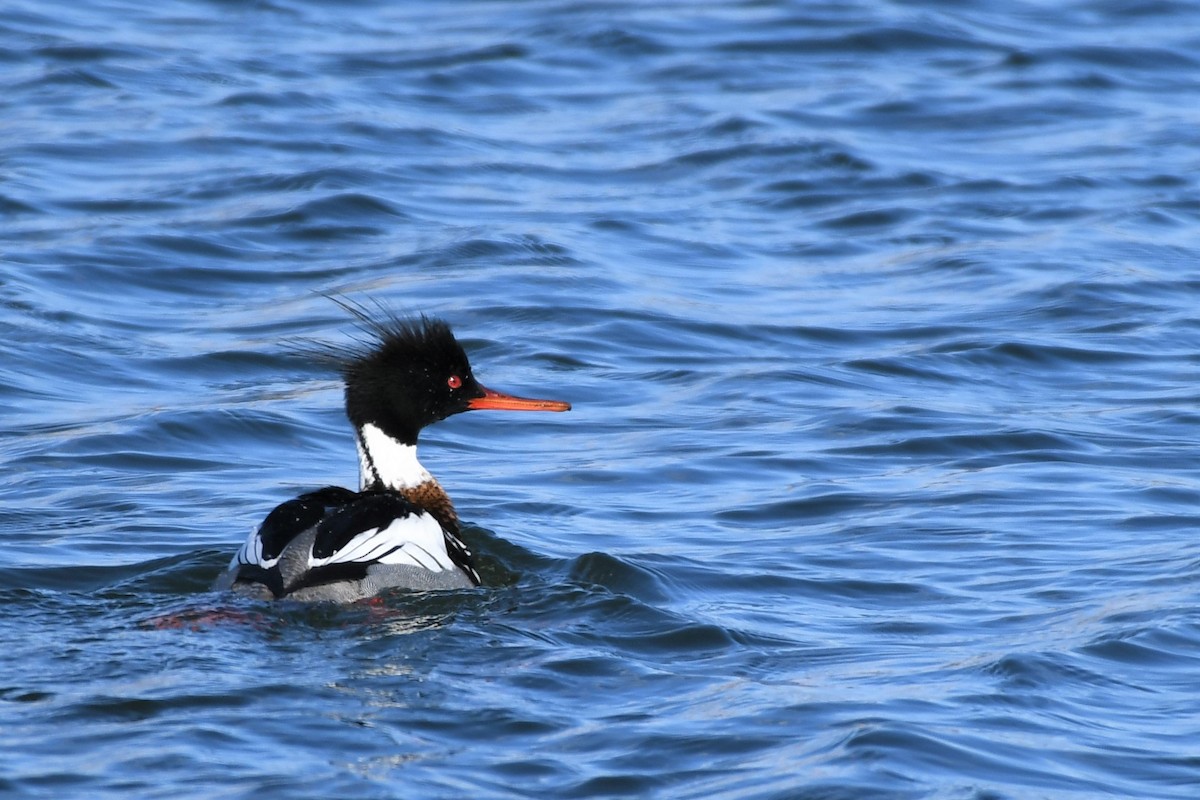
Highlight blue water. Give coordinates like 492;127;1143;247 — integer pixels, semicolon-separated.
3;1;1200;797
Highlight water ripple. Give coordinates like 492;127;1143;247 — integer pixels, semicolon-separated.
2;0;1200;797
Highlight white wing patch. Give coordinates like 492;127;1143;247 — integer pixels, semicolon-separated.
307;512;455;572
231;525;278;570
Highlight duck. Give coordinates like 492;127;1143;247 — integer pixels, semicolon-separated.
213;311;570;601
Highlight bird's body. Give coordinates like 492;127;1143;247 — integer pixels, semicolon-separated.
214;313;569;602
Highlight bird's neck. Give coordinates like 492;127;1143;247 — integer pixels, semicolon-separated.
356;422;428;490
355;422;458;533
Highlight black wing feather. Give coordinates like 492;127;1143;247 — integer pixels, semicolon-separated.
311;493;417;559
256;486;360;560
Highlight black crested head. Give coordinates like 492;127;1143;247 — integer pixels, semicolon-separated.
302;298;571;446
317;308;485;445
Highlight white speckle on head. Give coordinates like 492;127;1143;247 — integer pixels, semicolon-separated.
357;422;433;491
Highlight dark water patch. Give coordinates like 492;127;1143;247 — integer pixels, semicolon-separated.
336;42;529;75
268;191;405;222
1079;624;1200;673
21;67;118;90
128;234;253;260
0;191;43;214
715;25;1002;57
582;617;738;659
1022;44;1200;74
700;113;767;137
839;723;1114;795
217;89;328;108
26;406;324;463
566;551;672;604
145;349;295;380
830;428;1091;461
56;197;182;214
716;490;877;525
820;206;917;230
64;258;332;300
984;652;1136;694
35;44;144;63
0;687;54;703
54;689;257;723
842;353;963;384
569;26;670;59
0;552;211;594
859;97;1126;136
171;132;353;157
185;166;379;200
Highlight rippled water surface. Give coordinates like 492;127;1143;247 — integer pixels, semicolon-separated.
4;1;1200;797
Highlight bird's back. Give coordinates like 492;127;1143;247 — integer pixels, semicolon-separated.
214;486;477;601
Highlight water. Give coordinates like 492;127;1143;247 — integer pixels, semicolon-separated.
3;0;1200;796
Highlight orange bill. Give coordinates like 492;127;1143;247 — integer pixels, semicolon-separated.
468;385;571;412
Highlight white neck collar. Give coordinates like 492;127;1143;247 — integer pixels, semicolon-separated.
356;422;432;491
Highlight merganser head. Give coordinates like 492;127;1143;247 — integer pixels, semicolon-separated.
337;314;570;447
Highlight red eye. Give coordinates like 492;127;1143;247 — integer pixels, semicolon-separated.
447;375;462;389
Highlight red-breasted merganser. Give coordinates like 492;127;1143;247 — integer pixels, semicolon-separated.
213;314;570;601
